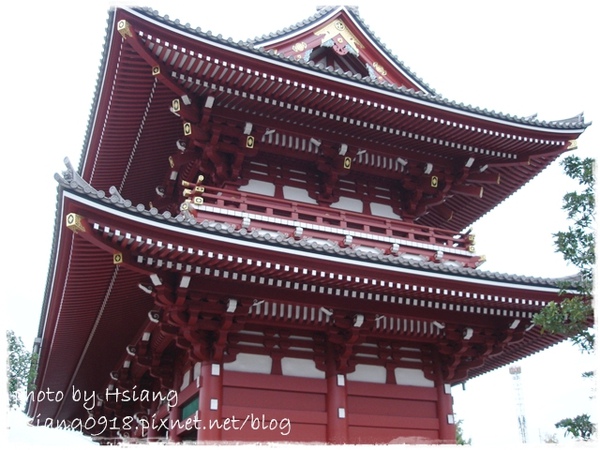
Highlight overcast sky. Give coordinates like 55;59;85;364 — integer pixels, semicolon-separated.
2;0;598;446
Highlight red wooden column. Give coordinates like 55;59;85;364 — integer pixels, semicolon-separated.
168;405;182;443
146;415;160;441
196;361;223;441
432;351;455;442
325;356;348;443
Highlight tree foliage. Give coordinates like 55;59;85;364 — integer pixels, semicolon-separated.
455;419;471;445
533;155;596;442
6;330;37;410
532;155;595;352
555;414;596;441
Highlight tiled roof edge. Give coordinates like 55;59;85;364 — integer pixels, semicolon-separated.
56;164;578;290
130;6;589;131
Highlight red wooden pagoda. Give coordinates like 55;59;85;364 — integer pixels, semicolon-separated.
29;5;589;444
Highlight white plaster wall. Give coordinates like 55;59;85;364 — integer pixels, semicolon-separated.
330;196;363;213
282;186;318;204
223;353;272;374
394;367;434;387
370;202;401;219
346;364;386;384
281;357;325;379
238;179;276;196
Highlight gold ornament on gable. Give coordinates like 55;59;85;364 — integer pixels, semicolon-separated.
372;62;387;76
292;42;308;53
315;19;364;55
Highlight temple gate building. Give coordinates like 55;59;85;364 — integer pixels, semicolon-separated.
29;5;589;444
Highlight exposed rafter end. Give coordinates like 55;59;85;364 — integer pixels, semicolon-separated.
117;20;133;39
453;185;484;198
65;213;86;234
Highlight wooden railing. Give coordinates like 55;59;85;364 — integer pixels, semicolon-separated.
191;186;482;267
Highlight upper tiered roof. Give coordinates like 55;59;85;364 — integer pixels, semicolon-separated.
77;6;588;232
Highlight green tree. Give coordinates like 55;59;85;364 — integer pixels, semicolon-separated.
533;155;595;352
6;330;37;410
533;155;596;442
455;419;471;445
555;414;596;441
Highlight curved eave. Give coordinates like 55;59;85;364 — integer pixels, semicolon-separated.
30;193;153;423
461;327;571;383
31;182;574;422
61;186;569;295
128;6;588;133
76;6;588;232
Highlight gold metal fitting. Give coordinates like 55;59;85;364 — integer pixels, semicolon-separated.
246;136;255;148
117;20;133;39
113;253;123;265
65;213;86;234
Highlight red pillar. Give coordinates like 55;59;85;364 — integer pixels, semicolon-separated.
326;357;348;443
168;405;182;443
433;352;455;443
196;361;223;442
146;414;160;442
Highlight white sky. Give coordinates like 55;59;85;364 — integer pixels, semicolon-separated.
1;0;598;447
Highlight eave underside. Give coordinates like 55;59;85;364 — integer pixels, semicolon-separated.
32;194;568;422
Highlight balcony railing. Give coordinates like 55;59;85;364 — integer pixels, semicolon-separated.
188;185;483;268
